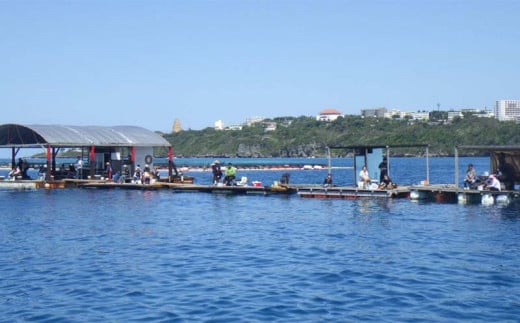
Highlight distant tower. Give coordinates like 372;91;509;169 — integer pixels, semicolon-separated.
214;120;224;130
172;118;182;133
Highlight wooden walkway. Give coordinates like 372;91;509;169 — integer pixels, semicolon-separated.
76;181;411;198
2;178;519;205
295;185;411;199
78;181;296;195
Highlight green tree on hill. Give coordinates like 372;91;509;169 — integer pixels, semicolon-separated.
162;116;520;157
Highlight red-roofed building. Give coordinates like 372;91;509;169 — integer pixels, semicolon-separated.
316;109;343;122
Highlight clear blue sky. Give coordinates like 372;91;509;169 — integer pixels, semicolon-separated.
1;0;519;133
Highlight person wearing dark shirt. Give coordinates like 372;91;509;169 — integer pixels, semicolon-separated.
323;173;333;187
378;174;395;190
378;157;388;183
211;160;222;185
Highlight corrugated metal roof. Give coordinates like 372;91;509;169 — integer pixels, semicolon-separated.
0;124;171;147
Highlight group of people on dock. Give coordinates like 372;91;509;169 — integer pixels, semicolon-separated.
8;158;30;180
463;159;514;191
355;157;396;190
318;157;396;190
119;163;159;184
463;152;517;192
211;160;237;186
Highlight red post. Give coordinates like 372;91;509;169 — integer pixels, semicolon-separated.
46;145;51;181
90;146;95;178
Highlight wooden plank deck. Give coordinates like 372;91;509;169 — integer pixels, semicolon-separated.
296;185;411;199
3;178;519;205
76;181;296;195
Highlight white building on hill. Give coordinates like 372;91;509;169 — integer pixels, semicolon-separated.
214;120;224;130
495;100;520;121
316;109;342;122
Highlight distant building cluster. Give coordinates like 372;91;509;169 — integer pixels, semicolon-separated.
358;107;496;122
361;107;386;118
170;98;519;133
214;118;274;132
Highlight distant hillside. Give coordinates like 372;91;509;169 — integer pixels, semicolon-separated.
163;115;520;157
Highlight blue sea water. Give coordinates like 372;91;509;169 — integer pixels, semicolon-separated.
1;157;520;322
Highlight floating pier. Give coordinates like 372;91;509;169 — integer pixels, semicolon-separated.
2;178;519;206
410;184;520;205
78;181;296;195
296;185;411;199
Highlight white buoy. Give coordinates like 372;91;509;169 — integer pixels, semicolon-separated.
410;190;420;200
496;195;510;205
481;193;494;206
458;193;467;204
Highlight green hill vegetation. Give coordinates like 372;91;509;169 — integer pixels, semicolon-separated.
164;115;520;158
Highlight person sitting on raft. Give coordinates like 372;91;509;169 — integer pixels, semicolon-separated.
484;174;501;191
463;163;476;189
223;162;237;186
359;165;371;189
378;174;396;190
8;166;22;180
142;164;152;184
323;173;333;187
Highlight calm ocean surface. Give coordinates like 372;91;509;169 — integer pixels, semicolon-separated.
1;157;519;322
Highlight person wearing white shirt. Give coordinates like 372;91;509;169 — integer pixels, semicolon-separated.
75;156;83;179
359;165;371;189
485;174;501;191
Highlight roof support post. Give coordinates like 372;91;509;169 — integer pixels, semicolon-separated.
426;146;430;184
130;146;135;178
352;148;357;185
52;148;57;174
454;146;459;188
46;145;52;181
90;146;95;178
326;146;331;175
168;146;173;183
11;147;15;169
386;146;390;177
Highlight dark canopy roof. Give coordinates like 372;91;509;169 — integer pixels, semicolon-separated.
0;124;171;148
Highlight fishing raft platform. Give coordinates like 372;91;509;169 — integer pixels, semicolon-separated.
77;181;297;195
75;180;412;198
410;184;520;204
2;178;518;205
294;185;411;199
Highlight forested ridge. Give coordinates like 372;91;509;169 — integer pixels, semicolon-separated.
163;115;520;158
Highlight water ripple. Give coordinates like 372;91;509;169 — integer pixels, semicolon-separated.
1;185;520;321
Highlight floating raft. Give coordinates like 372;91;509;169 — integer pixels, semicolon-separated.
410;184;520;204
165;183;295;195
78;182;296;195
80;182;164;190
295;185;411;199
0;180;67;190
3;178;519;205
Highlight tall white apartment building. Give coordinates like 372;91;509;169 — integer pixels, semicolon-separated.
495;100;520;121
